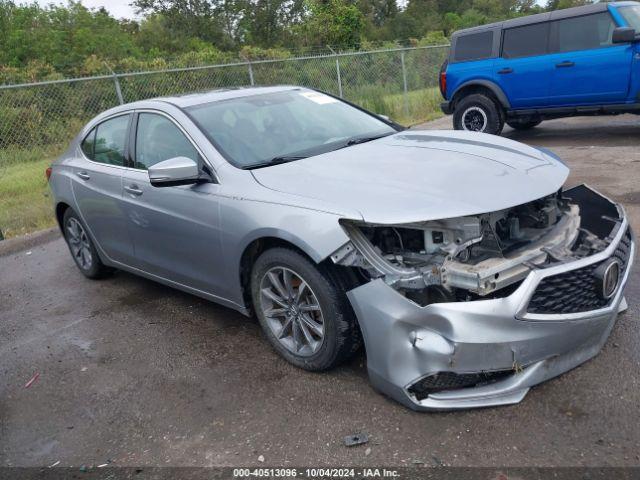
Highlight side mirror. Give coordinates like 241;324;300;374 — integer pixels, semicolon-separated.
148;156;200;187
613;27;636;44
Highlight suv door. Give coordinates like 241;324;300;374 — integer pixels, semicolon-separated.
547;12;632;105
71;114;135;264
494;22;553;109
120;111;224;296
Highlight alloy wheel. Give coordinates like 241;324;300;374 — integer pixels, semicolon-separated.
66;217;93;270
462;106;488;132
259;267;325;357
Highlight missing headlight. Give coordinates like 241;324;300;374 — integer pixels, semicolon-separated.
332;190;611;304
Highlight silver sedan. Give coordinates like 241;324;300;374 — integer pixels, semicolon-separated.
48;86;635;411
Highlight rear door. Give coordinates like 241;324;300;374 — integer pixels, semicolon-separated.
494;22;553;109
120;111;224;295
547;12;632;105
71;114;135;264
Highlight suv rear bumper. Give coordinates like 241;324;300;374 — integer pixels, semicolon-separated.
440;101;453;115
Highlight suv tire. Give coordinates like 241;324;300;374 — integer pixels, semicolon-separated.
453;94;504;135
507;119;542;130
250;247;361;371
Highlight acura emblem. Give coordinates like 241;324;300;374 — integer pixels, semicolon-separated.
594;259;621;300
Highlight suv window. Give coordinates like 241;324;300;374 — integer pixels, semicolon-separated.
81;115;130;166
134;113;199;170
454;31;494;62
550;13;616;53
502;23;550;59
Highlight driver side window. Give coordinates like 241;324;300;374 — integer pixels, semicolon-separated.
134;113;199;170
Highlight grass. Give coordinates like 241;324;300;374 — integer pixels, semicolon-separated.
0;88;444;239
0;155;58;239
353;87;444;126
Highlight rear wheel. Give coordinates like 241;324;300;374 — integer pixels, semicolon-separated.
507;119;542;130
250;248;361;371
453;94;504;135
62;208;112;279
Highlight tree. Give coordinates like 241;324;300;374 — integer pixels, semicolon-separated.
294;0;365;48
546;0;595;9
132;0;233;48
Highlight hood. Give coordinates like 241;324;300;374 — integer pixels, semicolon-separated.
251;130;569;224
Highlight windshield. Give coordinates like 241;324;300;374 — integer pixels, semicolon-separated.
618;5;640;30
185;89;397;168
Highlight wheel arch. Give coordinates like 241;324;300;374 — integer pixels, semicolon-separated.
55;202;71;232
237;233;327;314
451;80;510;111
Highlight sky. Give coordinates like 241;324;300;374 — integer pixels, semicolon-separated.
34;0;139;19
32;0;547;20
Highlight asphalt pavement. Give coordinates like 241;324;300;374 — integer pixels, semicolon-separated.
1;115;639;468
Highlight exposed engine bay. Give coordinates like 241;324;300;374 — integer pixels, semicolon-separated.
332;186;620;306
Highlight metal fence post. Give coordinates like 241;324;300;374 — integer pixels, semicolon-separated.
248;62;255;86
336;58;343;98
104;63;124;105
112;73;124;105
400;51;409;118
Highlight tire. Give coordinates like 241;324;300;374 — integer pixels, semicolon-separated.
507;119;542;130
453;94;504;135
62;208;112;279
250;247;361;371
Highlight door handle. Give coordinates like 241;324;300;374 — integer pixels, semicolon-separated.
556;61;575;68
498;68;513;74
124;185;143;196
76;171;90;180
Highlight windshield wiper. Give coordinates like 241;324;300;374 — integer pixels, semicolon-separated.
241;155;308;170
341;132;395;149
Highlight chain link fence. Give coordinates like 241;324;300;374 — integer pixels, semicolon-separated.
0;45;449;160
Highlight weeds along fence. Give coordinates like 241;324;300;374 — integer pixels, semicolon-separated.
0;45;450;162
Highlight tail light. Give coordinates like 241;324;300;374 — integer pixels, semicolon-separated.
45;166;52;182
439;61;448;99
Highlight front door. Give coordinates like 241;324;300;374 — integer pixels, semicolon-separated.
120;112;224;296
548;12;632;105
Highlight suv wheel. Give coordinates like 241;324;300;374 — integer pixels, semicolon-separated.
453;94;504;135
507;119;542;130
62;208;112;279
250;248;361;371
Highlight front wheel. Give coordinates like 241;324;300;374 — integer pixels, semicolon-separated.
250;248;361;371
453;94;504;135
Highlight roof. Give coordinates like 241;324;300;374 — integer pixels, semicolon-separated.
158;85;301;108
79;85;306;131
452;2;620;37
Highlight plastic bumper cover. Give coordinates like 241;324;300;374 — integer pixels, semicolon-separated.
347;214;635;411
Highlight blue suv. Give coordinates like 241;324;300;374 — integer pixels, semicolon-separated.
440;1;640;135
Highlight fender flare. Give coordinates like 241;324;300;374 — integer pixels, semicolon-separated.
451;80;511;110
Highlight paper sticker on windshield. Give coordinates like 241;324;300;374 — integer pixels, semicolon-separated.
299;91;338;105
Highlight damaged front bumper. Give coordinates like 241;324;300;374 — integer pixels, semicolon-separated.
346;188;635;411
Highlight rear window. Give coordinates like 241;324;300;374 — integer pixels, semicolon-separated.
549;13;616;53
81;114;130;166
502;23;550;59
453;31;494;62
